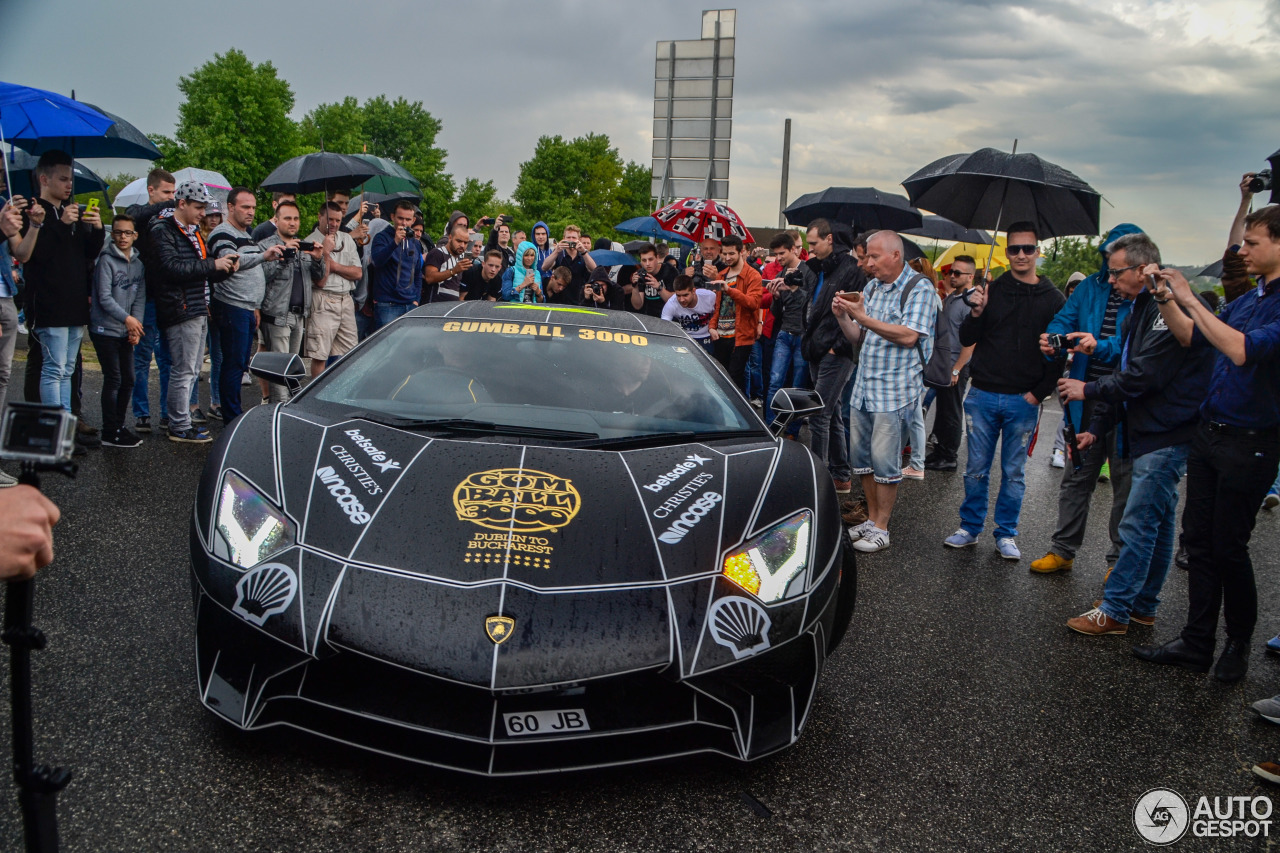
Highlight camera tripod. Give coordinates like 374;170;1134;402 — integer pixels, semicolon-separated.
5;460;75;853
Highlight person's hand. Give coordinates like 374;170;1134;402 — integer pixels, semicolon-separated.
61;203;80;226
349;221;369;242
968;283;988;317
1038;332;1057;356
25;200;45;227
307;242;324;259
1075;431;1097;452
394;225;408;244
322;232;335;254
1242;173;1258;200
1057;378;1085;403
262;244;285;261
1066;331;1097;355
1155;268;1195;307
701;262;717;280
950;371;960;387
457;257;473;273
1023;391;1040;407
82;207;102;230
124;315;144;340
831;293;851;316
0;486;61;580
0;202;21;239
842;291;867;321
213;255;237;273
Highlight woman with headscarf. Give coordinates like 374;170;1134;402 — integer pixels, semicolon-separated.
502;240;543;303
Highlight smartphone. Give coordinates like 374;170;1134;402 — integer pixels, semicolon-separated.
85;198;100;215
298;241;316;252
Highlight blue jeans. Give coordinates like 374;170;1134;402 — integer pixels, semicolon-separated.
765;330;810;429
959;388;1040;539
373;302;414;331
900;394;925;469
132;301;195;417
210;299;257;424
355;305;376;342
1098;444;1188;624
745;340;763;400
207;319;223;408
32;326;83;411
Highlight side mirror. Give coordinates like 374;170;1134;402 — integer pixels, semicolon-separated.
768;387;823;437
249;352;307;395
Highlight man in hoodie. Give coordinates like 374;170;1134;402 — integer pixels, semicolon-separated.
799;218;866;494
1056;234;1215;638
1029;224;1142;575
944;222;1066;559
258;200;325;402
150;180;237;443
126;168;178;433
208;187;288;424
531;221;556;287
370;200;425;329
89;213;146;447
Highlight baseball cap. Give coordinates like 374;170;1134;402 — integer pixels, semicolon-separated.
175;180;214;204
203;200;222;216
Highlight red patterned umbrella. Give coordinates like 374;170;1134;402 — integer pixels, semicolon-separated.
651;197;754;244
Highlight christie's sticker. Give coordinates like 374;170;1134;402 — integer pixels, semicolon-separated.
453;469;581;533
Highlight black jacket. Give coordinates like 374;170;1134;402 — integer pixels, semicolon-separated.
800;249;866;364
19;199;104;328
959;271;1065;401
150;217;230;329
126;199;176;304
1085;292;1216;458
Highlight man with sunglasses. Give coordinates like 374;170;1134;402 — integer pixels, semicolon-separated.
924;256;978;471
1030;224;1144;577
944;222;1065;560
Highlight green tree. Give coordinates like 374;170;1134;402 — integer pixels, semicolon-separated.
513;134;652;239
298;96;366;155
1039;237;1102;288
172;49;300;190
146;133;186;170
361;96;453;227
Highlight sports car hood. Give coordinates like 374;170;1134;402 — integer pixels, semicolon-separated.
222;409;801;590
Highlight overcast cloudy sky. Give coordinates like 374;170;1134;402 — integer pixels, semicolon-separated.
4;0;1279;264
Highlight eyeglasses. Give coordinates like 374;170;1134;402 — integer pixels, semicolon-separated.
112;230;136;237
1006;244;1038;256
1107;263;1140;278
950;269;973;276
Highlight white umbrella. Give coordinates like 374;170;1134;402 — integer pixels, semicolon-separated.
112;167;233;209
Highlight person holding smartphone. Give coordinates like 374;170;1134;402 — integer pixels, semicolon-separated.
423;223;472;302
540;224;597;299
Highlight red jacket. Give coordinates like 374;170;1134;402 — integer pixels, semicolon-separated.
713;264;763;346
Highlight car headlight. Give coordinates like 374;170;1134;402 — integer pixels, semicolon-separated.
721;511;811;602
213;472;295;568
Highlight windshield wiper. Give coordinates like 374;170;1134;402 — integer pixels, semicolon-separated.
577;429;754;450
344;412;598;441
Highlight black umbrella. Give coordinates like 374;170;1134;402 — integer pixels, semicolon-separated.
1199;259;1223;279
901;214;992;245
3;149;109;197
260;152;382;195
902;146;1101;239
783;186;922;232
15;101;162;160
901;236;926;263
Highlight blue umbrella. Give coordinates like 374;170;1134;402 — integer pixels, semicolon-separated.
614;215;696;246
588;250;637;267
0;81;115;197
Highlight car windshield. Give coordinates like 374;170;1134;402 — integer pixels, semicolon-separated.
298;316;765;441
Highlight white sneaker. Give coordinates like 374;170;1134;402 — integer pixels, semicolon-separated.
996;537;1022;560
852;526;889;553
0;469;17;488
241;372;252;386
1051;449;1065;469
846;520;875;543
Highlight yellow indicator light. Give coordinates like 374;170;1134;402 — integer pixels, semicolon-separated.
722;551;761;595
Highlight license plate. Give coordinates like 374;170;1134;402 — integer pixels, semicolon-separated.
502;709;590;737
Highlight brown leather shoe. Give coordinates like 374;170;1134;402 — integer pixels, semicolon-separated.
1067;607;1127;636
841;498;867;526
832;479;852;495
1092;599;1154;627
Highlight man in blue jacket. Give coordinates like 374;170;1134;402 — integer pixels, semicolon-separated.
370;200;424;330
1029;224;1143;575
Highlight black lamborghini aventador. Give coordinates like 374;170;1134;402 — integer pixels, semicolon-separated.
190;301;854;775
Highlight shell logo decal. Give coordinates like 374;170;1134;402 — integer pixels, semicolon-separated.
453;469;581;533
232;563;298;626
708;596;772;659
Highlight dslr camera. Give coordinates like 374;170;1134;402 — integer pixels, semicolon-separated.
1249;170;1274;195
0;402;76;467
1045;333;1068;353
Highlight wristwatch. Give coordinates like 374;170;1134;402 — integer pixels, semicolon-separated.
952;369;960;377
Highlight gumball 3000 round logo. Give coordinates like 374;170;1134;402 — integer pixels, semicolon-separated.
453;469;581;533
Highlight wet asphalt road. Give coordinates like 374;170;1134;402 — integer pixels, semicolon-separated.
3;348;1280;852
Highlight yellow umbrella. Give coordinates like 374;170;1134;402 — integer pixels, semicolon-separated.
936;236;1008;271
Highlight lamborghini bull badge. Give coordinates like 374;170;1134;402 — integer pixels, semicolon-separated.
486;616;515;644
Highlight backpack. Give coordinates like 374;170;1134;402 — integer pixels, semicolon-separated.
898;273;953;390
